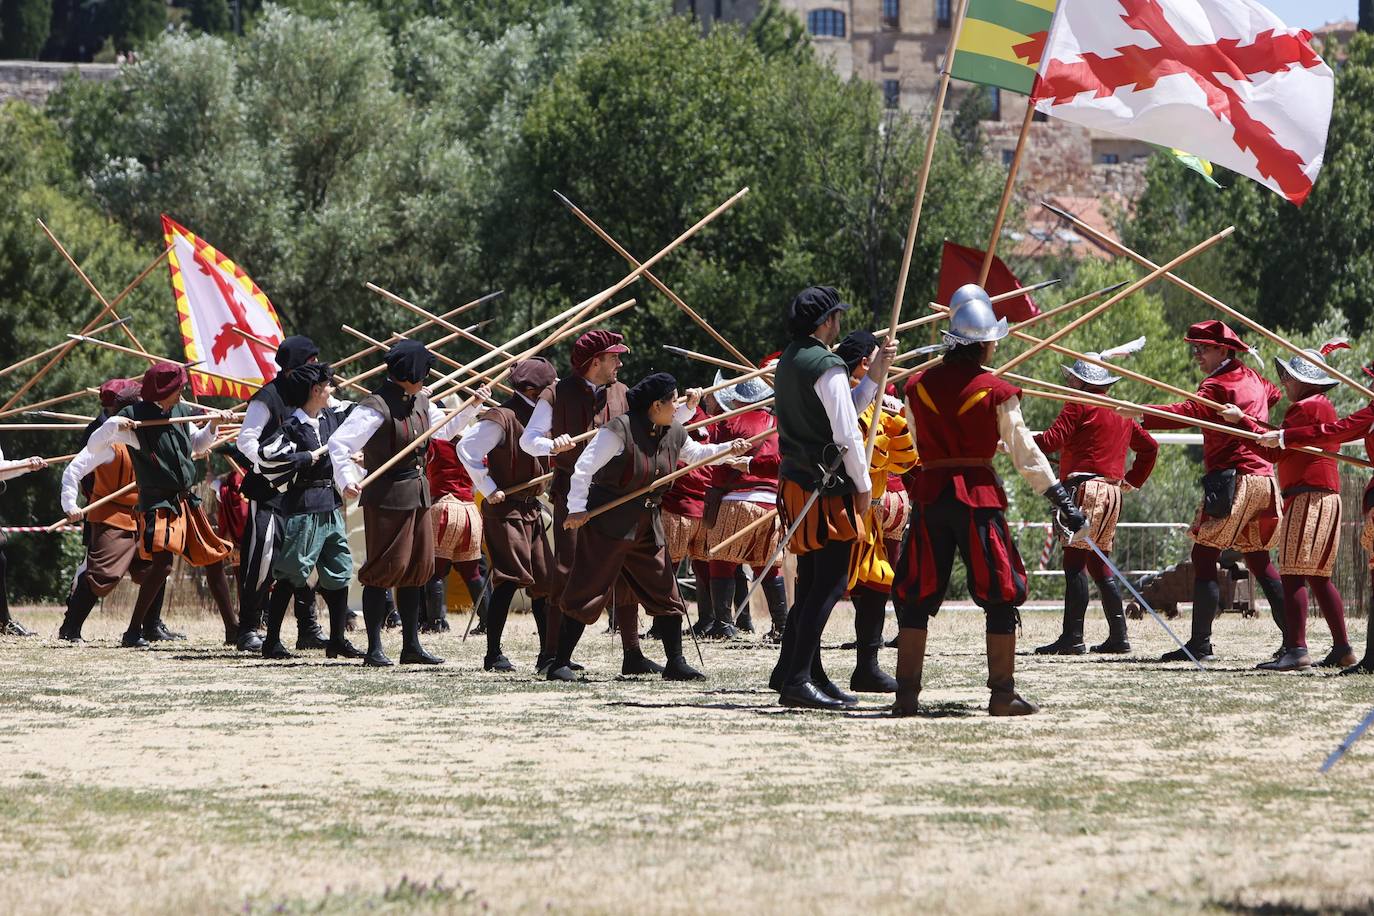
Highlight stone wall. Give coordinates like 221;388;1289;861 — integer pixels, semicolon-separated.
0;61;119;107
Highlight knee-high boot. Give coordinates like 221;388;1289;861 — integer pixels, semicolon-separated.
658;615;705;680
322;587;363;658
423;576;448;633
691;561;715;637
398;585;444;665
1163;579;1218;661
531;596;549;669
850;590;897;693
761;576;787;644
484;582;517;672
987;632;1038;716
59;576;99;642
547;616;586;682
1340;570;1374;675
262;583;296;659
1036;570;1088;655
141;580;184;642
892;627;927;717
1091;577;1131;653
706;577;738;640
361;585;392;667
1254;572;1288;652
294;585;328;649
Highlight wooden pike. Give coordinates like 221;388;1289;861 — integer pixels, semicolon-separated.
332;289;503;370
2;244;171;413
228;326;279;351
67;334;259;392
366;283;520;364
335;319;503;393
0;317;134;380
577;429;771;524
338;324;506;400
45;481;137;531
1041;201;1374;401
38;219;154;355
24;410;96;422
0;387;100;421
993;227;1235;377
553;190;756;370
708;507;777;557
662;345;773;380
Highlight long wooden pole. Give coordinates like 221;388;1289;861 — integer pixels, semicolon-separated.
228;326;278;351
1;244;171;413
978;105;1036;286
554;190;756;370
38;219;153;355
338;324;506;400
708;508;777;557
1041;201;1374;400
365;283;520;363
66;335;259;392
0;388;99;421
44;481;138;531
866;0;971;464
0;317;133;380
332;289;502;370
334;320;503;393
993;227;1235;378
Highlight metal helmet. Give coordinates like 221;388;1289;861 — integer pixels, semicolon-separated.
942;284;1007;346
711;369;773;409
1274;350;1338;388
1061;353;1121;387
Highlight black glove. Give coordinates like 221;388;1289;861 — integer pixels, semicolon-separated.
1044;482;1087;534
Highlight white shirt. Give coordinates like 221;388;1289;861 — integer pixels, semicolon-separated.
238;395;344;467
815;365;873;494
456;393;537;498
519;378;693;458
61;441;119;514
329;397;480;494
87;412;219;457
0;444;40;483
996;397;1058;495
567;425;736;514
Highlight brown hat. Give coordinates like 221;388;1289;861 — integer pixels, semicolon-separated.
509;356;557;392
571;329;628;373
141;363;188;402
99;377;142;411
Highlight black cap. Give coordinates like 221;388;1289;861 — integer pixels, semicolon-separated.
275;335;319;370
786;286;850;338
834;330;880;373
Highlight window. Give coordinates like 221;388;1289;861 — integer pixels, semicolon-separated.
883;0;900;29
807;8;846;37
936;0;952;28
1100;152;1120;165
988;86;1001;121
883;80;900;109
1001;148;1015;166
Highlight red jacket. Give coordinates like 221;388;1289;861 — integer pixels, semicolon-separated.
426;438;475;501
1245;394;1340;494
218;470;248;543
906;360;1022;509
662;407;713;518
1282;399;1373;497
1035;402;1158;489
1142;360;1280;475
708;407;779;492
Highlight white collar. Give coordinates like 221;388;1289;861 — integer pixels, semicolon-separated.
519;392;537;408
292;408;321;426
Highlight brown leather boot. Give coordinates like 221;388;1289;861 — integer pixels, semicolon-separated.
986;633;1039;716
892;628;927;717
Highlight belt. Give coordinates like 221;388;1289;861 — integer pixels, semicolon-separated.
920;457;993;469
381;466;422;482
1282;484;1335;499
303;479;335;489
1066;473;1123;487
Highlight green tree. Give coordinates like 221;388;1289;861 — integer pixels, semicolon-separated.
99;0;166;50
0;0;53;58
187;0;232;34
746;0;811;61
1361;0;1373;34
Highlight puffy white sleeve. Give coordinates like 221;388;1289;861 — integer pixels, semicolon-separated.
457;419;505;498
61;444;115;514
567;426;625;514
236;400;271;466
813;366;871;494
680;438;736;466
427;398;482;442
519;398;556;457
328;405;385;493
87;416;139;452
996;397;1058;495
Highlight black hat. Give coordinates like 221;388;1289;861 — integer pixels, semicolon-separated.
787;286;850;338
275;335;319;370
627;372;678;412
834;330;880;374
279;362;334;408
384;340;435;384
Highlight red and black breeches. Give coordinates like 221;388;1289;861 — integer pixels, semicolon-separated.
892;488;1027;634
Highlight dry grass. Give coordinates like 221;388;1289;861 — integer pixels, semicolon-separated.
1;601;1373;915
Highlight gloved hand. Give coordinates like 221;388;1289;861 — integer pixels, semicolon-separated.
1044;482;1087;534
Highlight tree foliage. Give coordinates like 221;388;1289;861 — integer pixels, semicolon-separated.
0;0;52;58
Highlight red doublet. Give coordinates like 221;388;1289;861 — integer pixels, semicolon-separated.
1283;400;1374;501
905;361;1023;509
1142;360;1280;475
1259;395;1341;493
426;438;475;502
708;407;780;491
1035;401;1158;488
662;407;713;518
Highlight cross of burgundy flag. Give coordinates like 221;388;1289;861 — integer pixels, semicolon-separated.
1028;0;1333;205
162;216;284;399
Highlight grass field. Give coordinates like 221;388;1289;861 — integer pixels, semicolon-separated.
2;602;1373;915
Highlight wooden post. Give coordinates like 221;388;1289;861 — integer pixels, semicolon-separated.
978;105;1036;286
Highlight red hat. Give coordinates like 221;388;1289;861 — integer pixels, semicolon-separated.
99;377;141;411
141;362;188;402
571;330;629;373
1184;320;1248;351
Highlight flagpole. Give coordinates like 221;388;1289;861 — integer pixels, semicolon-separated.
978;104;1036;286
865;0;971;464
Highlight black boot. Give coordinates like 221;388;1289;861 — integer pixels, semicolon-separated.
734;568;755;633
1162;579;1218;661
465;574;489;637
361;586;392;667
422;575;448;634
705;577;738;640
1090;577;1131;653
142;584;184;642
691;572;716;638
294;586;329;650
531;596;550;671
261;584;296;660
120;628;148;648
547;617;586;681
59;576;99;642
658;616;705;680
768;602;800;692
484;582;517;672
235;568;265;652
1254;572;1288;656
1036;570;1088;655
811;648;857;706
398;586;444;664
850;591;897;693
321;587;363;659
383;590;401;630
761;576;787;645
1340;612;1374;676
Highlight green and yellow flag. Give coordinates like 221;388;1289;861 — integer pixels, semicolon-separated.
949;0;1059;95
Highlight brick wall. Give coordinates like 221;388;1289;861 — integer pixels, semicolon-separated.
0;61;120;107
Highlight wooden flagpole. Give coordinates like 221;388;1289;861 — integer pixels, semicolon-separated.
1041;201;1374;400
978;105;1036;286
865;0;972;463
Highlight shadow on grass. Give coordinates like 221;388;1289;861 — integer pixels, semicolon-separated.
1213;898;1374;915
604;699;981;720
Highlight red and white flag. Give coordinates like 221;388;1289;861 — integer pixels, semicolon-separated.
162;216;284;399
1030;0;1333;205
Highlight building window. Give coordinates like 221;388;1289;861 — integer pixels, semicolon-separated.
807;8;847;37
1001;148;1015;166
883;80;900;109
1100;152;1120;165
988;86;1001;121
714;0;723;18
936;0;951;28
883;0;900;29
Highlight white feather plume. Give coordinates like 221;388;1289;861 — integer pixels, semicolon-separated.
1098;336;1146;362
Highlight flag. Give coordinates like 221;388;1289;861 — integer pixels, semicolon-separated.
1030;0;1333;205
162;216;284;399
1168;147;1223;188
937;241;1041;322
952;0;1060;94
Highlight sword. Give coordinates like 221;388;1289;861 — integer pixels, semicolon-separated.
461;563;495;642
1069;527;1206;672
737;447;850;641
1321;705;1374;773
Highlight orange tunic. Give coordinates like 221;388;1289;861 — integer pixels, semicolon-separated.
88;444;139;531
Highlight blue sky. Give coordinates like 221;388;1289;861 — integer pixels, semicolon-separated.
1260;0;1357;29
